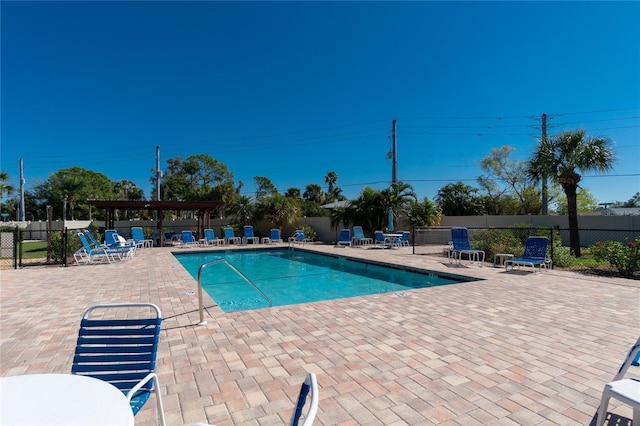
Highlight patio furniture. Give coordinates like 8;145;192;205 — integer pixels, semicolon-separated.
223;227;241;245
289;373;319;426
336;229;352;247
71;303;166;426
505;236;551;272
596;336;640;425
242;225;260;245
352;226;373;246
131;227;153;249
0;373;134;426
204;228;224;246
449;227;485;265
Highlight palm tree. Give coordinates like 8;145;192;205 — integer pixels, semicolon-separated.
225;194;254;226
528;129;615;256
382;181;417;229
0;171;15;221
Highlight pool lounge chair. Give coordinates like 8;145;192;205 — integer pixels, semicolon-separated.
83;230;134;260
131;226;153;249
352;226;373;246
181;230;198;247
72;303;166;426
242;225;260;245
75;233;130;264
289;230;312;246
505;236;551;272
595;336;640;425
204;229;224;246
336;229;352;247
223;227;241;245
104;229;137;255
450;227;485;265
269;228;283;244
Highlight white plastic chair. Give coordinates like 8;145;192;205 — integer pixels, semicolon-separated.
596;336;640;425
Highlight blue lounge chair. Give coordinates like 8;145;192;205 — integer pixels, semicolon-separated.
450;227;485;265
289;373;319;426
289;230;311;246
242;225;259;245
505;236;551;272
104;229;137;254
181;230;198;247
72;303;166;426
336;229;352;247
131;226;153;249
75;232;131;264
398;231;410;247
204;228;224;246
374;230;388;248
596;336;640;425
269;228;283;244
223;227;241;245
352;226;373;246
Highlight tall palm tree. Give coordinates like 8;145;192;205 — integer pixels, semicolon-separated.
528;129;615;256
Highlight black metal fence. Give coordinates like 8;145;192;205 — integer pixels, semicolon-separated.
0;227;76;269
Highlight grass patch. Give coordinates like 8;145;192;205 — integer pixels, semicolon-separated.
20;241;48;259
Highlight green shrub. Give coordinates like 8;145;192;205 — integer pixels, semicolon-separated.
589;237;640;278
295;223;317;241
472;229;522;260
50;231;82;263
552;246;573;268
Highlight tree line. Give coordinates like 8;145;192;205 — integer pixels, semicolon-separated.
2;129;637;256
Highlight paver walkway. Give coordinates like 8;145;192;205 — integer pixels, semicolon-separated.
1;244;638;425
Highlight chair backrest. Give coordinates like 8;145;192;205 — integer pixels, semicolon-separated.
522;237;549;260
289;373;319;426
339;229;351;242
270;229;281;241
451;227;472;251
401;231;410;242
223;227;235;239
374;231;385;242
131;227;145;242
244;225;255;238
204;229;215;241
77;232;94;253
182;230;194;243
82;231;101;248
72;303;162;415
294;230;306;241
353;226;365;239
104;230;120;246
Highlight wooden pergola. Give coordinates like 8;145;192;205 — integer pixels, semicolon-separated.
88;200;225;247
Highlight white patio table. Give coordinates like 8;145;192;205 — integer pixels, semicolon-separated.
0;373;134;426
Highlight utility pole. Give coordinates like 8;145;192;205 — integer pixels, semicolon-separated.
19;158;25;221
156;146;161;201
541;113;548;215
391;119;397;183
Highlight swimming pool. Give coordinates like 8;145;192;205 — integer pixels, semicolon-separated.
174;248;479;312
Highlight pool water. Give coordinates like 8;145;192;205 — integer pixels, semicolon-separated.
174;248;477;312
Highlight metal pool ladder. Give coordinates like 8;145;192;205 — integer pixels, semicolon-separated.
197;258;272;325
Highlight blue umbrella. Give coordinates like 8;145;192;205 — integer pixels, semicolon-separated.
387;208;394;231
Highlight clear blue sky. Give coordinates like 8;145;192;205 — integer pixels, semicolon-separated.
2;1;639;206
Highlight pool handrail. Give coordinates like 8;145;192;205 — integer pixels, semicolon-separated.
197;258;272;325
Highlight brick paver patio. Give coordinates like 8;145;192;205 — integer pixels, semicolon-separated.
1;243;638;425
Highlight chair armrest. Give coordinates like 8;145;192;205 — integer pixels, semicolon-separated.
126;372;158;402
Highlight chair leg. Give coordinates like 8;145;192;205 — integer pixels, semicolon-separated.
154;379;166;426
595;392;610;426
